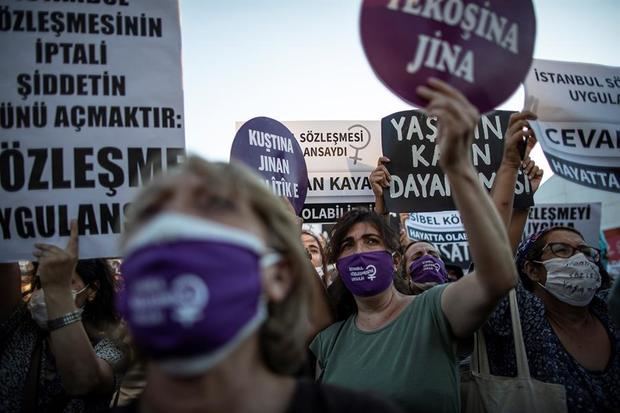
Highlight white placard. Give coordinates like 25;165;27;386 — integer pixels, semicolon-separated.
0;0;185;261
523;59;620;193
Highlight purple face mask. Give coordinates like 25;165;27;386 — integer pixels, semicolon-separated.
409;255;448;284
117;213;277;376
336;250;394;297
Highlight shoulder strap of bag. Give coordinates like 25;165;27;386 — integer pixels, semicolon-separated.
508;288;531;378
472;289;531;378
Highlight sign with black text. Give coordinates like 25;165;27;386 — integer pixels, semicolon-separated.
0;0;185;262
284;121;382;223
524;59;620;193
524;203;601;247
381;110;534;212
403;211;471;270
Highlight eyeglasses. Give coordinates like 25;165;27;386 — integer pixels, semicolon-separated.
540;242;600;262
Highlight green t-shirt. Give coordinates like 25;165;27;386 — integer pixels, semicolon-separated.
309;285;459;412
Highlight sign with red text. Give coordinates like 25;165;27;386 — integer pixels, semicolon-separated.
524;59;620;193
360;0;536;113
0;0;185;262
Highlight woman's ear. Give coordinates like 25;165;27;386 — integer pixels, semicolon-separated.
262;259;293;303
523;261;545;285
87;280;100;302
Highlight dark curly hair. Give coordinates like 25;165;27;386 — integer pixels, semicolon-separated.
326;209;399;320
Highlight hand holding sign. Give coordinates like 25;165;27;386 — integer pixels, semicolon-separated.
502;111;537;169
417;78;479;174
33;220;79;291
370;156;391;214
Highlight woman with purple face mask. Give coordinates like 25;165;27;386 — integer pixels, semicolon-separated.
310;78;519;412
110;157;403;413
401;240;449;294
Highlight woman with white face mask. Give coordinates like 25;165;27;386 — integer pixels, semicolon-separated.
482;227;619;413
0;227;128;413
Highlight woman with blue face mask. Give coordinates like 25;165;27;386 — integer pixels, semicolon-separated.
111;157;403;413
482;227;620;412
310;78;519;412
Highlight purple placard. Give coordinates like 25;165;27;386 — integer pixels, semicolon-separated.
360;0;536;113
231;117;309;215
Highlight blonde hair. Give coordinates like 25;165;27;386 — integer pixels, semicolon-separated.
123;156;313;374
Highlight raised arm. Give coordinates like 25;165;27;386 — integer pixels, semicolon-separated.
490;111;537;228
416;78;518;339
33;221;115;396
370;156;391;215
507;157;544;251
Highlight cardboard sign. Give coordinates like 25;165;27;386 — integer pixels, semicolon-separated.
283;121;382;223
381;110;534;212
0;1;185;262
231;117;308;215
402;202;601;271
524;203;602;247
360;0;536;112
402;211;471;270
524;59;620;193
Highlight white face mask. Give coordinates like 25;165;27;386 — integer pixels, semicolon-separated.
28;285;88;329
536;253;601;307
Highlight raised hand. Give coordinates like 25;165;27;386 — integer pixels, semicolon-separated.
33;220;79;290
416;78;479;174
502;110;537;169
370;156;391;197
522;156;544;193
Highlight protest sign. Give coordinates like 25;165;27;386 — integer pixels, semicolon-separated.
231;117;308;215
360;0;536;113
524;203;602;247
402;211;471;270
523;59;620;193
604;227;620;278
381;110;534;212
283;121;382;223
0;1;185;262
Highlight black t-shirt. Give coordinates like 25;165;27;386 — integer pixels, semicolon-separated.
111;379;403;413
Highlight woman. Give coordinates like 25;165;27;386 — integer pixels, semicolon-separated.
309;78;518;412
111;157;402;413
484;109;619;413
483;227;619;413
400;240;449;294
0;231;127;412
301;229;333;286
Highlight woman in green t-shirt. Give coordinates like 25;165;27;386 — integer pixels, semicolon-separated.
310;78;520;412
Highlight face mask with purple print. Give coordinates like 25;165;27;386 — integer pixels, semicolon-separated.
118;213;279;376
409;255;448;284
336;250;394;297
